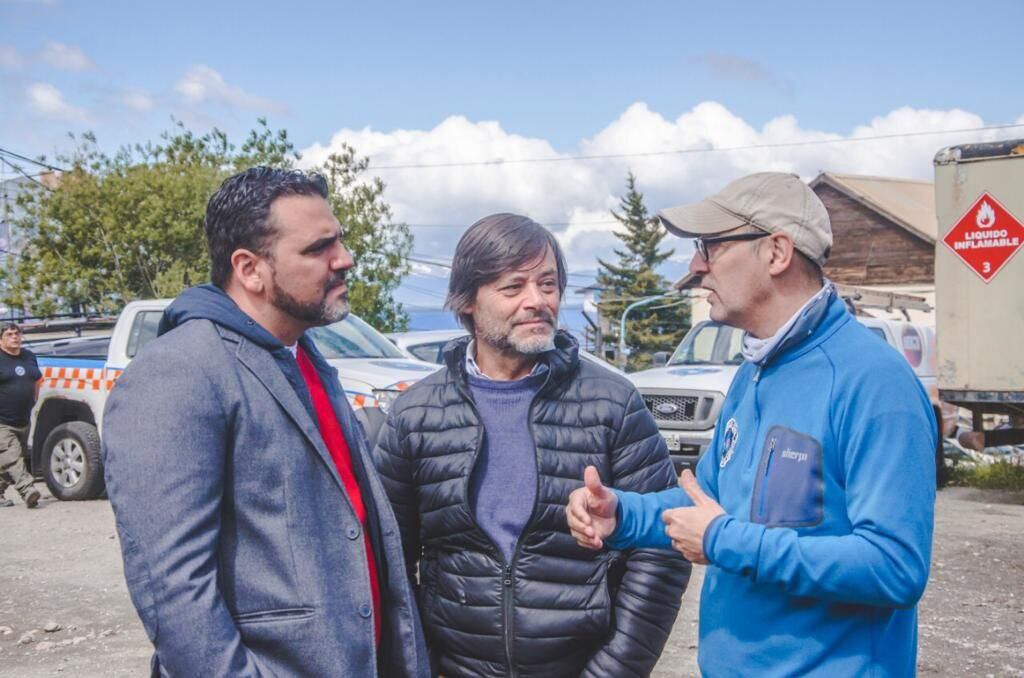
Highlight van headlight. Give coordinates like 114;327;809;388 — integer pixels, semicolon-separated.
372;389;402;413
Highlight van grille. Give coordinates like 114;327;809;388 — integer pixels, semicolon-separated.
642;394;700;422
638;389;721;429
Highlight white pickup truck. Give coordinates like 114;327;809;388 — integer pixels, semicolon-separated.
628;314;953;476
27;300;439;501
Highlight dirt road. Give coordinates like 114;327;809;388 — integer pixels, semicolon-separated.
1;486;1021;677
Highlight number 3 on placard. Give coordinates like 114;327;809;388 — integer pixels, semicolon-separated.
983;261;991;273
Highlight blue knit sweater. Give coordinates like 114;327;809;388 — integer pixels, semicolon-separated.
467;371;546;563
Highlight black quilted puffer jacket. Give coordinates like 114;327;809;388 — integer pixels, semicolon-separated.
373;332;691;677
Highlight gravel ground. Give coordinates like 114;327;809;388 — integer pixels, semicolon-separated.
1;485;1021;677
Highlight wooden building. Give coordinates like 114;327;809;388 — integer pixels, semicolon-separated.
810;172;936;286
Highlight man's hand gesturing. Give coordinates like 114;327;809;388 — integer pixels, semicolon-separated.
566;465;618;550
661;469;724;564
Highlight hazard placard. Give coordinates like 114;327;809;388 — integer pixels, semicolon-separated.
942;192;1024;283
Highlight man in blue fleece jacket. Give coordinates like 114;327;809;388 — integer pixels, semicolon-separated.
567;172;936;676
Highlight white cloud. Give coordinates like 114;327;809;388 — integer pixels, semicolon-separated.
408;261;442;276
0;44;24;69
121;90;154;112
300;102;1024;275
41;41;94;71
301;115;604;229
175;65;287;114
555;208;626;272
26;82;86;121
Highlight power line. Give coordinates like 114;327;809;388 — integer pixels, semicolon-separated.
0;157;52;192
397;282;448;299
367;122;1024;171
407;254;453;269
0;148;65;173
407;253;600;283
407;219;623;229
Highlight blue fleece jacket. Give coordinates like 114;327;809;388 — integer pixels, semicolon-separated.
609;293;936;677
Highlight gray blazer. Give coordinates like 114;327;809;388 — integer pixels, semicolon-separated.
102;319;429;677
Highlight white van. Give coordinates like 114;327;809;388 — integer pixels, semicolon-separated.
628;316;951;473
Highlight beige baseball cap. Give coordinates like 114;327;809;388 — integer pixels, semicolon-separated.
657;172;833;266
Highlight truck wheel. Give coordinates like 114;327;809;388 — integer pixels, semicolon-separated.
42;422;105;501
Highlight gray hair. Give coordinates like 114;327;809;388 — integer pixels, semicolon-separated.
445;213;568;332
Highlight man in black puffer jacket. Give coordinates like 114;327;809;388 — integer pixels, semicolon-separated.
373;213;691;677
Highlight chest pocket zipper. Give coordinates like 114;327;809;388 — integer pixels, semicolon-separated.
757;436;777;518
750;425;824;527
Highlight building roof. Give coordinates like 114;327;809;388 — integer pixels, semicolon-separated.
810;172;937;244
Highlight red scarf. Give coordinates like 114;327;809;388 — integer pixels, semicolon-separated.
296;346;381;645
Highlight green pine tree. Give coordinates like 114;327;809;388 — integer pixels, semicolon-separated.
596;173;690;371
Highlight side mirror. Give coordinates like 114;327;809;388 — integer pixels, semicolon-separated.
652;351;669;368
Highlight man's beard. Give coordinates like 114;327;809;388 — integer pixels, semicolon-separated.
270;271;350;327
476;309;557;356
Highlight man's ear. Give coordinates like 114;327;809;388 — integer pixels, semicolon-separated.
230;249;267;294
766;234;796;276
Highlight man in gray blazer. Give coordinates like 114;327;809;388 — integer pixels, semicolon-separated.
102;167;429;677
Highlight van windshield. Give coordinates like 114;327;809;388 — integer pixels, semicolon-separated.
308;315;407;359
667;322;745;366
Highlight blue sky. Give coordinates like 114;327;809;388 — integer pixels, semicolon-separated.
5;1;1022;151
3;0;1023;311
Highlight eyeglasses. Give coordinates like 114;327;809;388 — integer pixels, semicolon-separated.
694;231;770;262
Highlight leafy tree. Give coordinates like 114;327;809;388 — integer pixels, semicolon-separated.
320;145;412;331
1;119;411;329
596;173;690;371
3;129;220;315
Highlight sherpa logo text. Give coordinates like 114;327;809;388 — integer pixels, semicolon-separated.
781;449;808;463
